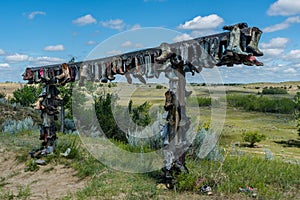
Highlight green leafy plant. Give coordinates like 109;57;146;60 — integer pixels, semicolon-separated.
242;131;266;147
10;85;41;107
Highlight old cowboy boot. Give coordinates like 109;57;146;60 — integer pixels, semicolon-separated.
100;61;108;83
34;70;41;83
226;25;249;56
246;27;264;56
113;56;125;75
106;62;115;81
94;62;100;82
145;52;154;78
56;63;71;85
243;55;263;66
210;37;221;63
156;42;174;63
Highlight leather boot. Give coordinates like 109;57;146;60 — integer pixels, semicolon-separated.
156;42;173;63
125;72;132;84
226;26;249;56
246;27;263;56
100;62;108;83
34;70;41;83
145;53;154;78
94;63;100;82
106;62;115;81
165;66;179;81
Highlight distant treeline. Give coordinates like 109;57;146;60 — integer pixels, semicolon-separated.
187;94;296;114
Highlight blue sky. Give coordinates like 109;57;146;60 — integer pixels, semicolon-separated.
0;0;300;83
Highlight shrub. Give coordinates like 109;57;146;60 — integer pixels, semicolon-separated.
10;85;41;107
1;117;37;134
262;87;287;94
242;131;266;147
227;94;295;114
155;85;164;89
0;91;6;99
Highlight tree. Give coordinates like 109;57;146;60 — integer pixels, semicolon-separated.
10;85;41;107
294;92;300;136
242;131;266;147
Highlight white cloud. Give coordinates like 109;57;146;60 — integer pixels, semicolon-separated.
283;67;297;73
120;41;144;48
267;0;300;16
284;49;300;59
130;24;142;30
72;14;97;26
262;49;284;56
0;63;9;68
86;40;96;45
0;49;5;55
43;44;65;51
121;41;133;47
263;16;300;32
178;14;224;30
101;19;125;30
260;37;289;49
4;53;29;63
172;33;193;42
28;11;46;19
106;50;122;55
28;56;65;65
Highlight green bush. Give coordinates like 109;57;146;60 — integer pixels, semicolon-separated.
186;96;211;107
10;85;41;107
242;131;266;147
227;94;295;114
1;117;37;134
262;86;288;94
0;91;6;99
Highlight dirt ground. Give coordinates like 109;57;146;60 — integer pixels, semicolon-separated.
0;147;86;199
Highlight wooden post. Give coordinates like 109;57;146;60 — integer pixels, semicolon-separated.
60;100;65;133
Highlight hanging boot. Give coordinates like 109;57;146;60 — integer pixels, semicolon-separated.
246;27;264;56
165;65;179;81
210;37;220;63
243;55;264;66
34;70;41;83
226;25;249;56
100;62;108;83
156;43;173;63
94;62;100;82
115;56;125;75
145;52;154;78
125;72;132;84
106;62;115;81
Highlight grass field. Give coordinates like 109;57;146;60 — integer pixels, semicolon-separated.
0;81;299;199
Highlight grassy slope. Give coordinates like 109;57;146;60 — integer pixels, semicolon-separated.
0;81;300;199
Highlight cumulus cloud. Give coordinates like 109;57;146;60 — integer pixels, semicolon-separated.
86;40;96;45
101;19;125;30
0;63;9;68
0;49;5;55
43;44;65;51
28;11;46;19
72;14;97;26
267;0;300;16
121;41;133;48
4;53;29;63
106;50;122;55
178;14;224;30
283;67;297;73
263;16;300;32
130;24;142;30
172;33;193;42
260;37;289;49
284;49;300;59
28;56;65;65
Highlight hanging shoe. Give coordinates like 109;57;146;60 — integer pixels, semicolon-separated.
156;43;174;63
246;27;264;56
226;25;250;56
100;62;108;83
243;55;263;66
125;72;132;84
145;53;154;78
